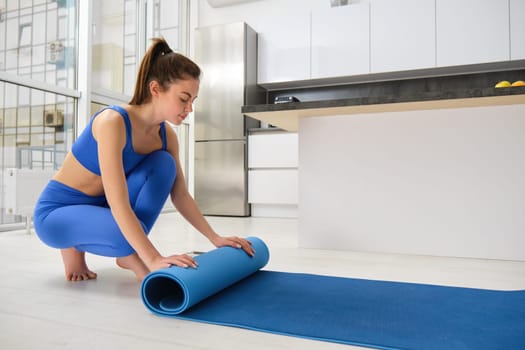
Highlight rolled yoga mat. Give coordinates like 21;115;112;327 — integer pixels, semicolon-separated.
141;236;270;315
141;237;525;349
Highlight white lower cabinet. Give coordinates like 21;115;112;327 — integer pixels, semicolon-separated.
248;131;298;218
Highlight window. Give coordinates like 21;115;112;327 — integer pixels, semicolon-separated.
92;0;138;96
0;0;77;88
0;0;79;228
0;0;188;230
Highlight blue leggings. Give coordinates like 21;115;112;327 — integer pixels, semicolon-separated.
33;151;176;257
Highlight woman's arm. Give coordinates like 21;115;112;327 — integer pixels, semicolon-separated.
166;126;254;256
94;111;197;270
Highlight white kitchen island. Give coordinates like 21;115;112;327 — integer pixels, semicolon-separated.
245;92;525;261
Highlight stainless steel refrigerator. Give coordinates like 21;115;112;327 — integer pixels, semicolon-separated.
194;22;262;216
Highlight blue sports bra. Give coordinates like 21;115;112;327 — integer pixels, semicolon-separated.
71;105;167;176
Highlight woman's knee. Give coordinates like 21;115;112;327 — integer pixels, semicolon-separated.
33;214;71;249
146;150;177;179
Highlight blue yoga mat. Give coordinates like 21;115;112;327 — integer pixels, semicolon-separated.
141;237;525;349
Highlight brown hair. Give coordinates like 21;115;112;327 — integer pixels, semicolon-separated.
129;37;201;105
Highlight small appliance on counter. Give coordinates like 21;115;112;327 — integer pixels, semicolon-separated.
274;96;300;104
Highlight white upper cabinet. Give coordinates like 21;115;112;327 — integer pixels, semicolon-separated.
257;13;311;84
311;3;370;79
510;0;525;60
253;0;516;85
370;0;436;73
436;0;510;67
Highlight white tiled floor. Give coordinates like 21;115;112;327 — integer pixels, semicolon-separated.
1;213;525;350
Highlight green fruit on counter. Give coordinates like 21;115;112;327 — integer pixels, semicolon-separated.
511;80;525;87
495;81;512;88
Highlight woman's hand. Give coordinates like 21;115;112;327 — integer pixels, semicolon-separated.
210;235;255;257
147;254;198;271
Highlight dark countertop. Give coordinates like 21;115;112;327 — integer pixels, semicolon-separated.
242;86;525;114
242;86;525;132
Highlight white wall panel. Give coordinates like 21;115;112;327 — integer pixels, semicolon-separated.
299;104;525;260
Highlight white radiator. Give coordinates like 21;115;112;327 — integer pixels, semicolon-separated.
5;168;55;217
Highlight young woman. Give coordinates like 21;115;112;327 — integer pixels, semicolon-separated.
33;38;254;282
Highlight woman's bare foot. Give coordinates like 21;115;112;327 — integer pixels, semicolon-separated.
60;248;97;281
116;253;150;281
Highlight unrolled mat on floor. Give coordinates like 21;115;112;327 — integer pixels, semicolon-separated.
141;237;525;349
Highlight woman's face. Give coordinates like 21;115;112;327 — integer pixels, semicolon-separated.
156;78;199;126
